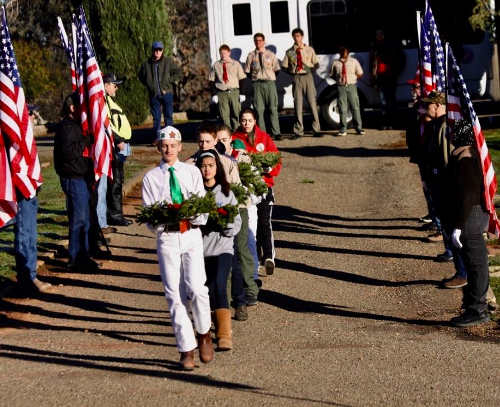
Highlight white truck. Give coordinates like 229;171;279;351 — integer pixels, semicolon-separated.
207;0;497;128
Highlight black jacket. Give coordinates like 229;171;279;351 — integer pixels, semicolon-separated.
53;119;91;178
138;55;181;97
443;148;485;229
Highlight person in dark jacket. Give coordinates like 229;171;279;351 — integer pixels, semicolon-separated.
369;29;405;129
53;93;97;271
138;41;181;138
444;120;490;327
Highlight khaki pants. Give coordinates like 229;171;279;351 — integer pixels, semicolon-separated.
292;73;320;136
217;89;241;131
253;80;280;136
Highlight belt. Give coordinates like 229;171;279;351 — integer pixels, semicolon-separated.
218;88;238;92
164;221;199;233
254;79;273;83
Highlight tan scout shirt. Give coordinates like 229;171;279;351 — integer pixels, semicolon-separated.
330;56;363;85
282;44;318;75
244;49;280;81
209;59;246;91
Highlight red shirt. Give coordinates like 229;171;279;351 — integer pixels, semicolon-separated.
232;125;281;187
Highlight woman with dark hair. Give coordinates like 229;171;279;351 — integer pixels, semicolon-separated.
444;120;490;327
233;108;282;276
196;150;241;350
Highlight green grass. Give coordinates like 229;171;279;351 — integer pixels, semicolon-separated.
300;178;315;184
485;129;500;171
0;155;151;282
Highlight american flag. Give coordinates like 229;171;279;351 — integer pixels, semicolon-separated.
57;16;77;92
419;0;446;96
73;7;113;180
446;46;500;235
0;126;16;227
0;7;42;202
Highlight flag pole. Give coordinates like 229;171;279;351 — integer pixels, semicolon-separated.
416;10;424;91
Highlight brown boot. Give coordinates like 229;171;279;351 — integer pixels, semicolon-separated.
197;331;214;363
215;308;232;351
179;350;195;370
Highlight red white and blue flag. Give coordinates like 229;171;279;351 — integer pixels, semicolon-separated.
57;16;77;92
419;0;446;95
73;6;113;180
0;6;42;227
446;46;500;235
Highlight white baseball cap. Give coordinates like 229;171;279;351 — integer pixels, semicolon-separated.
156;126;182;142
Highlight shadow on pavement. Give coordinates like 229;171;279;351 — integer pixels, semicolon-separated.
273;220;425;241
0;344;350;405
275;239;436;262
258;289;449;327
277;259;440;287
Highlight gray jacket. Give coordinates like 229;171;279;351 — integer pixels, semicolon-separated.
203;185;241;257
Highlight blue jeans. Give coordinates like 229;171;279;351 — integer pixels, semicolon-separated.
97;175;108;228
14;196;38;282
150;92;174;135
60;177;90;263
248;229;259;280
205;253;233;309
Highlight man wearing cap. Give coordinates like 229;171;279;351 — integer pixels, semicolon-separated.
244;33;281;139
142;125;214;370
103;73;132;227
282;28;321;138
139;41;182;138
209;44;247;131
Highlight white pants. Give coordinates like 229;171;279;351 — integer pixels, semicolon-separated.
247;204;258;237
156;227;211;352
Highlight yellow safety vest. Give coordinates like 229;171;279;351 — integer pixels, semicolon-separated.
106;95;132;140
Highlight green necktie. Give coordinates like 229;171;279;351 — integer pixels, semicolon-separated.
168;167;184;204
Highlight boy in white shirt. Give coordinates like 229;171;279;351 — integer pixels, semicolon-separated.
142;126;214;370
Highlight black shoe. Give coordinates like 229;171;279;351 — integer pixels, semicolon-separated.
273;134;283;141
90;248;112;260
451;309;490;327
356;129;365;135
255;278;262;288
418;222;437;232
291;134;301;140
435;252;453;262
108;217;132;226
313;131;323;137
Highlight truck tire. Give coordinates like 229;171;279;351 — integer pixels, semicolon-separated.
320;96;352;129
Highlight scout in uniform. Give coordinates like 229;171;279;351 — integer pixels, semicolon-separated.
209;44;247;131
244;33;281;140
330;47;365;136
281;28;321;138
142;126;214;371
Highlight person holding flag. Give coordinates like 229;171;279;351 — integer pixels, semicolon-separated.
0;7;49;294
442;120;491;327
